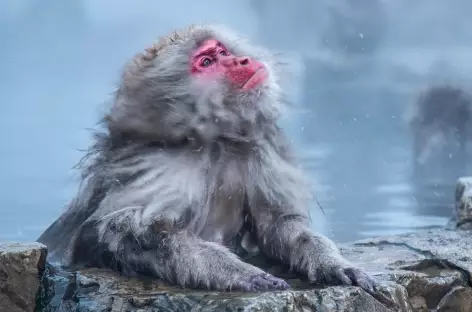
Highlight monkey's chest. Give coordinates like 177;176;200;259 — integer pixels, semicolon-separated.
198;191;246;245
197;157;254;245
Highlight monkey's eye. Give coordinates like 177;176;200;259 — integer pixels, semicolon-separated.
219;50;228;56
201;58;213;67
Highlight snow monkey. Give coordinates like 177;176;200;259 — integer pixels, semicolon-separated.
408;85;472;213
409;85;472;173
38;24;376;293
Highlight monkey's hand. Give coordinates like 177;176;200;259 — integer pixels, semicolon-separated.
253;215;377;294
184;239;291;292
119;229;290;292
231;271;290;292
306;255;377;294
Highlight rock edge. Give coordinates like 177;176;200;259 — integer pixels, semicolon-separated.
5;176;472;311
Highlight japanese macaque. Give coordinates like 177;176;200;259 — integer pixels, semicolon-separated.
408;85;472;213
38;24;376;293
408;85;472;172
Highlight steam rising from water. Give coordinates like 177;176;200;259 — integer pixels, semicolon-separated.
1;0;471;242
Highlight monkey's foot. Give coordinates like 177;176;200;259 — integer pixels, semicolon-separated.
232;272;290;292
311;265;377;294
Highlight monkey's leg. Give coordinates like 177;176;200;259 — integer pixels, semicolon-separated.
84;219;290;292
253;213;376;294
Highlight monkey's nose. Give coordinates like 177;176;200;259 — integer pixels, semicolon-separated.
221;57;238;67
237;57;250;66
221;56;251;67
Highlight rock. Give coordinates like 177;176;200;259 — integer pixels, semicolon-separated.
348;229;472;311
449;177;472;229
35;228;472;312
4;198;472;312
37;267;402;312
436;286;472;312
0;242;47;312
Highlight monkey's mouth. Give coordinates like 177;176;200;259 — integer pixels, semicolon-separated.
241;67;268;90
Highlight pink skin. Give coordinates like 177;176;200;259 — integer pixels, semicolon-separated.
190;39;267;90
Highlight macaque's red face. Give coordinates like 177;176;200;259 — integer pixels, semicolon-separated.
190;39;267;90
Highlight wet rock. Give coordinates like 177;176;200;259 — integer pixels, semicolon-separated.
436;286;472;312
36;266;402;312
349;229;472;311
451;177;472;229
0;242;47;312
34;228;472;312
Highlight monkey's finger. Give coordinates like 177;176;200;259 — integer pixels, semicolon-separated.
272;277;291;290
245;274;271;292
238;281;261;292
260;276;290;290
236;278;266;292
344;268;376;294
333;267;353;286
247;273;291;291
263;273;291;290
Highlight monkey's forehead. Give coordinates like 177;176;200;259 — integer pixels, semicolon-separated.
140;24;262;61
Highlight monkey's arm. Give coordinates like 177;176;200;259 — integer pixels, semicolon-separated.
75;157;289;292
251;210;375;293
81;220;288;291
247;138;376;293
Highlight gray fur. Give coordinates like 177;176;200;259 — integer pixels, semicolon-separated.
408;85;472;165
38;24;376;293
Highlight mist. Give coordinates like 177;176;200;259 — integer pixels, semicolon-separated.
1;0;471;243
